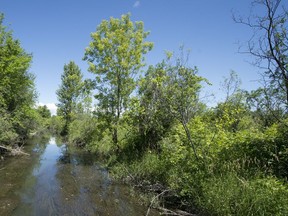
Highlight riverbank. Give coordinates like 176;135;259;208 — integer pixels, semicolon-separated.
85;126;288;216
105;151;201;216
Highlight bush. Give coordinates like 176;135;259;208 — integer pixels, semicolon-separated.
221;123;288;178
110;151;167;185
0;112;18;145
88;128;113;154
199;173;288;216
68;114;98;147
48;116;65;135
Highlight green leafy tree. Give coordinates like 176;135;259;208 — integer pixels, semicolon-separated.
162;49;209;158
0;14;35;112
56;61;84;135
135;63;174;150
37;105;51;118
0;14;37;143
215;71;249;132
84;13;153;148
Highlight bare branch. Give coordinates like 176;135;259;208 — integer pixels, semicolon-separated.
234;0;288;110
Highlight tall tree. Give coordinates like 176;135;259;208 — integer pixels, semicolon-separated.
162;49;209;159
234;0;288;111
83;13;153;148
0;14;36;112
136;63;174;150
0;14;37;142
56;61;84;134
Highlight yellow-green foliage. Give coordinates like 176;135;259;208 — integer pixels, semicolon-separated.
88;128;113;154
110;151;167;185
68;115;98;147
71;13;288;215
0;111;18;144
199;174;288;216
48;116;65;135
154;113;288;214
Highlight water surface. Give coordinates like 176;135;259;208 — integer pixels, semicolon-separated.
0;136;158;216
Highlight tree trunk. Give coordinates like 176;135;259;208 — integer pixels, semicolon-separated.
181;121;198;159
112;125;119;151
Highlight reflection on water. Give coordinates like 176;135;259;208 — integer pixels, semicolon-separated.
0;136;158;216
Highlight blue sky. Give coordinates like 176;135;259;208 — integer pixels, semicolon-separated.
1;0;265;114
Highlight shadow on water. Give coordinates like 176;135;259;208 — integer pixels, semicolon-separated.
0;135;158;216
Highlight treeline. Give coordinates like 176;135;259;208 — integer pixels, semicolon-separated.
56;4;288;215
1;0;287;214
0;14;55;151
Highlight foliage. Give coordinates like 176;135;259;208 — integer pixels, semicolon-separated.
84;13;153;147
133;49;209;156
162;49;209;158
214;98;249;132
135;63;175;150
0;110;17;144
0;14;37;145
68;114;98;147
110;151;167;185
222;120;288;179
36;105;51;118
55;12;288;216
48;115;64;135
0;15;36;114
199;173;288;216
247;87;286;127
56;61;85;135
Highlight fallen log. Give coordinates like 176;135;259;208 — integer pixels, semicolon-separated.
145;189;197;216
0;145;30;156
157;207;196;216
146;190;170;216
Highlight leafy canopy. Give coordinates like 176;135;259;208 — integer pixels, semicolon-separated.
84;13;153;145
56;61;84;134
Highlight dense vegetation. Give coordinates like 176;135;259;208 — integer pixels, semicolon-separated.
0;14;52;152
58;6;288;215
1;0;288;215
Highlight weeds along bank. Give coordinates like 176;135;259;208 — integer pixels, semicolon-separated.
52;2;288;214
66;112;288;215
59;9;288;215
2;0;288;214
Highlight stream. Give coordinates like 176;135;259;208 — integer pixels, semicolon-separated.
0;135;158;216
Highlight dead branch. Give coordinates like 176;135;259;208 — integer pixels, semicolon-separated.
0;145;30;156
157;207;197;216
146;189;170;216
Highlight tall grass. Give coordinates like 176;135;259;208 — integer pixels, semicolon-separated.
199;173;288;216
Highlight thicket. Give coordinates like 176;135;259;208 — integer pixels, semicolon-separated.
66;87;288;215
1;0;286;214
57;2;288;215
0;14;52;151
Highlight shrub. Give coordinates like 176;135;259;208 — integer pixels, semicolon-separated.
199;173;288;216
110;151;167;185
0;112;18;145
68;115;98;147
221;123;288;178
88;128;113;154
